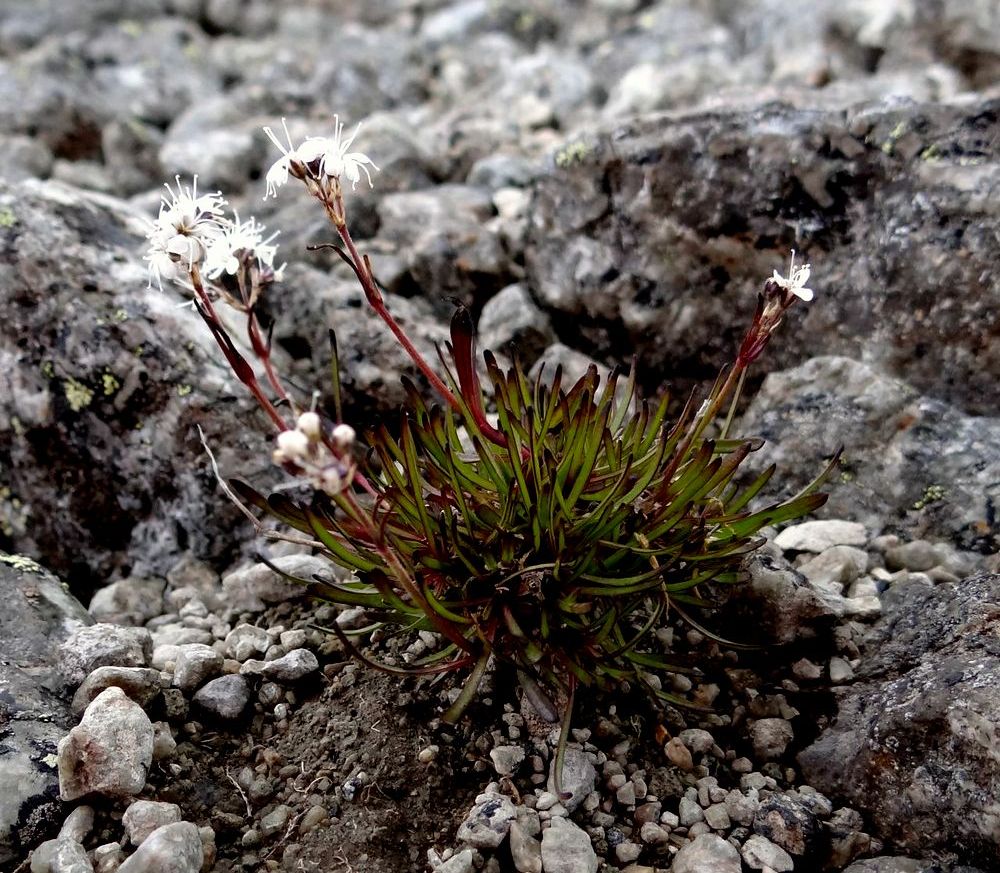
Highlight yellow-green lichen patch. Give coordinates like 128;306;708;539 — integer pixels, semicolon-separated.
64;377;94;412
102;373;120;396
555;141;591;169
0;207;17;228
177;384;193;397
913;484;946;511
0;553;44;574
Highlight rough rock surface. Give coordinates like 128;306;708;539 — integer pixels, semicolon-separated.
0;178;268;594
524;99;1000;418
799;573;1000;865
0;557;90;864
741;356;1000;552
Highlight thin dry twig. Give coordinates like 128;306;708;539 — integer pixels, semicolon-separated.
226;769;252;818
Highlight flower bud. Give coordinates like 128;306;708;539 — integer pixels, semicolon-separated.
275;428;310;461
317;466;343;496
331;423;356;451
297;411;322;440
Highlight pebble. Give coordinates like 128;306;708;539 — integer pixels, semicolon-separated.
884;539;945;572
123;800;182;846
93;843;123;873
29;837;92;873
774;520;867;553
418;745;440;763
665;737;694;770
261;648;320;683
117;821;204;873
58;687;154;801
547;748;596;813
456;793;517;849
224;624;271;662
671;833;741;873
59;625;152;686
260;804;292;838
678;796;705;826
151;722;177;760
678;729;715;755
704;803;731;830
753;795;821;855
171;644;223;692
509;821;542;873
539;816;598;873
437;849;475;873
192;674;250;721
298;805;328;835
742;834;795;871
724;789;759;826
490;745;525;776
614;841;642;864
792;658;823;681
750;718;794;761
829;656;855;683
71;666;162;716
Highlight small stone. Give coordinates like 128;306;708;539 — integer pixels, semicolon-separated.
753;795;821;855
665;737;694;770
775;520;867;553
539;816;598;873
671;833;741;873
152;722;176;761
742;834;795;871
678;796;705;826
639;822;670;845
58;805;95;842
678;729;715;755
829;657;855;683
490;745;525;776
171;645;223;692
223;625;270;662
93;842;123;873
509;821;542;873
792;659;822;681
117;822;204;873
724;789;759;827
750;718;794;761
29;837;92;873
616;781;637;806
884;540;945;572
59;625;152;686
615;841;642;864
547;748;596;813
261;649;319;683
437;849;475;873
260;805;292;838
123;800;182;846
704;803;731;830
192;675;249;721
418;745;439;764
456;793;517;849
72;666;162;716
798;546;869;590
298;805;327;835
58;687;153;801
89;577;165;626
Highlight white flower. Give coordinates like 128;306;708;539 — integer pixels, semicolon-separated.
145;176;228;289
771;250;814;302
202;213;282;280
262;118;303;199
305;115;379;189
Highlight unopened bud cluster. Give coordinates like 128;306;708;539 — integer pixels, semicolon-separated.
273;412;356;497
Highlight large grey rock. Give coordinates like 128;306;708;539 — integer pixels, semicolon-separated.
0;557;90;864
0;178;268;592
524;99;1000;417
741;356;1000;552
546;747;596;813
57;686;154;801
799;573;1000;865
